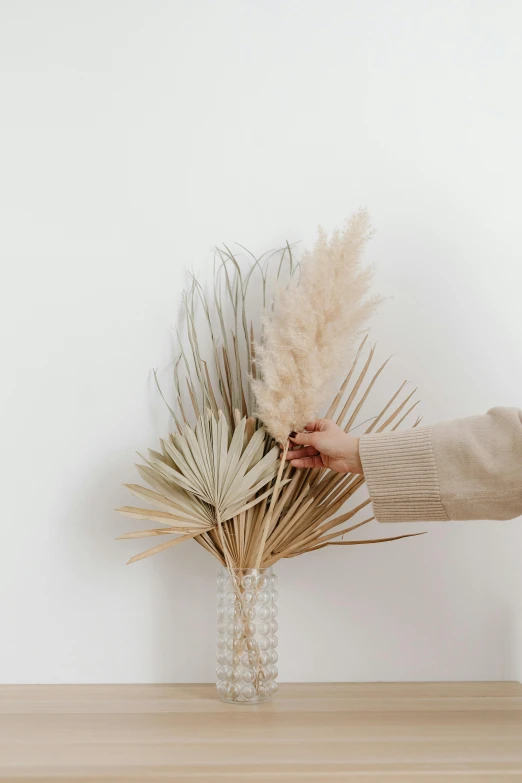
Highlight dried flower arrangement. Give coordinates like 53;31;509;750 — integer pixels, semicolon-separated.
117;210;422;569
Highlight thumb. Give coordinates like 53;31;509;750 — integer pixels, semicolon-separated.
290;430;319;447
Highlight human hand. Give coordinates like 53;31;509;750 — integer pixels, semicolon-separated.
285;419;363;474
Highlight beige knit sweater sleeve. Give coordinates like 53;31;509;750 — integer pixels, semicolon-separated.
359;407;522;522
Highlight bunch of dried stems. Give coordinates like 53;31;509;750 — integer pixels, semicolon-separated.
117;211;422;568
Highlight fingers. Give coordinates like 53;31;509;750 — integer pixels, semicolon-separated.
285;446;319;460
289;455;324;469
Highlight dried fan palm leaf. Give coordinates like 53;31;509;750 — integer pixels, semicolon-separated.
117;411;288;562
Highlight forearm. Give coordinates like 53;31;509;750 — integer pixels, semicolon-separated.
359;407;522;522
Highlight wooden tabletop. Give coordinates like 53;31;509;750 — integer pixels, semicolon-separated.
0;682;521;781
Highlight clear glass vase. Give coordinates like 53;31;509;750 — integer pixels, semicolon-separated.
216;567;279;704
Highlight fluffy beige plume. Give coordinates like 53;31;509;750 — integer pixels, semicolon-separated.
252;210;380;443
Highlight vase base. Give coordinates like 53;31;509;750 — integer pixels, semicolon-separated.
217;679;277;704
219;694;273;705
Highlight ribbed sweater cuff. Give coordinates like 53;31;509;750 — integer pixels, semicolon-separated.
359;427;449;522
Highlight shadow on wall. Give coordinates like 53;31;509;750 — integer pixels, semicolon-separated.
52;447;522;684
50;449;215;683
277;521;522;683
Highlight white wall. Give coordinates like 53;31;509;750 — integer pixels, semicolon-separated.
1;0;521;684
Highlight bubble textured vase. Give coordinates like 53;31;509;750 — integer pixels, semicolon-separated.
216;568;279;704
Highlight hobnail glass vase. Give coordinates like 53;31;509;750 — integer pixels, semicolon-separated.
216;567;279;704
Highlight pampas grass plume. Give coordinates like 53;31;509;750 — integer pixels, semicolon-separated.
252;210;380;443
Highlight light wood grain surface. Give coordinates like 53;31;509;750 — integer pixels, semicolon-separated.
0;682;521;782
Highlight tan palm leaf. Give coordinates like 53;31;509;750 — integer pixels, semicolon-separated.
117;411;286;563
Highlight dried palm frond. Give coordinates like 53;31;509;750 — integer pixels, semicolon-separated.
116;412;288;564
118;213;424;566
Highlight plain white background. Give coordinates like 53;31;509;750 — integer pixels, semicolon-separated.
1;0;521;684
